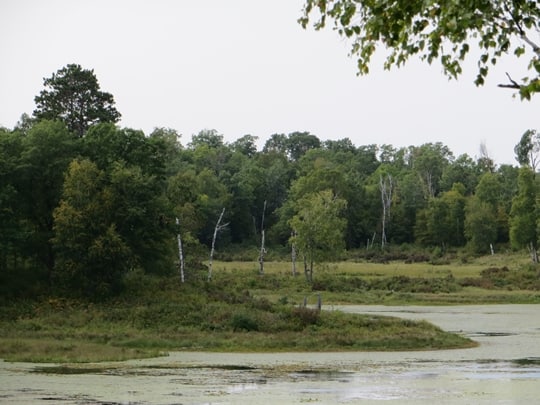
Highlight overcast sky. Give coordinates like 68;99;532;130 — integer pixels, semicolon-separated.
1;1;538;165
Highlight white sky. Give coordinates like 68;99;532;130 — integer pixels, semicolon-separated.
1;0;538;165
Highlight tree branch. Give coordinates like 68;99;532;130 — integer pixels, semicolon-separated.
521;33;540;57
498;72;521;89
500;1;540;56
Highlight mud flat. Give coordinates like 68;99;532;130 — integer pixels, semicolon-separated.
1;305;539;404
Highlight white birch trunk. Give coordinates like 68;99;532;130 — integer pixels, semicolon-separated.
379;174;393;249
258;201;267;275
208;208;226;282
176;217;185;283
529;242;539;263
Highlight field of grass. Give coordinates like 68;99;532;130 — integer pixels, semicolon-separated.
0;252;538;363
213;252;531;279
211;253;540;305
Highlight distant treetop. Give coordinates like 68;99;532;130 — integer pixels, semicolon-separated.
33;64;121;137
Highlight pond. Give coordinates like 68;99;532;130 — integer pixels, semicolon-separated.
1;305;539;404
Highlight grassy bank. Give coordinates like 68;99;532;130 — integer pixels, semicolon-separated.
0;269;477;363
2;253;538;363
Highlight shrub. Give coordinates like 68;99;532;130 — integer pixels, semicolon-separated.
230;312;259;332
290;306;320;328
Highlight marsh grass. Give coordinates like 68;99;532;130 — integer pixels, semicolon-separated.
0;338;161;363
1;253;537;363
0;272;475;362
211;254;540;305
212;252;530;279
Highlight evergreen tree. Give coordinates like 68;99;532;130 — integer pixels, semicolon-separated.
34;64;120;137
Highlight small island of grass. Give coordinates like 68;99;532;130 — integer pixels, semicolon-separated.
0;264;484;363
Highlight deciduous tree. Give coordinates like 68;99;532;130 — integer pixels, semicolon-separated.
515;129;540;171
289;190;347;282
17;120;78;279
300;1;540;98
53;159;130;297
464;197;498;254
509;167;538;261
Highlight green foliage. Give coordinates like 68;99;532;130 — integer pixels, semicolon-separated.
4;64;540;301
289;190;347;281
311;272;460;294
16;120;79;276
0;268;479;362
464;197;498;254
231;134;259;157
53;158;174;297
168;167;232;246
0;128;23;274
107;161;172;273
300;0;540;97
515;129;540;171
263;131;321;161
52;159;131;297
410;143;453;199
83;124;166;178
231;311;260;331
509;167;537;250
460;265;540;291
33;64;120;137
415;184;466;248
440;154;479;195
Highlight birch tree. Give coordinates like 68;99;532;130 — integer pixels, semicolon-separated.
515;129;540;172
379;174;393;249
289;190;347;283
258;200;267;275
208;208;227;281
176;218;185;283
300;1;540;98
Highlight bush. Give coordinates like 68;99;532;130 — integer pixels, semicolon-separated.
290;306;320;328
369;275;460;293
231;312;259;332
311;274;367;292
459;265;540;290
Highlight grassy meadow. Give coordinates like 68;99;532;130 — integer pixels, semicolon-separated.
212;253;540;304
1;252;538;363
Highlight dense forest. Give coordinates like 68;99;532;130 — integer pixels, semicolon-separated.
1;64;539;299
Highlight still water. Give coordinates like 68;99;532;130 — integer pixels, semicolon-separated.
1;305;539;404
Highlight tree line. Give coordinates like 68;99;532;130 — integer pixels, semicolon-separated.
1;64;539;298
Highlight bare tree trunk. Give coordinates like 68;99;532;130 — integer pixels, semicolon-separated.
303;255;309;282
208;208;227;282
423;171;435;199
303;255;313;283
258;201;267;275
367;232;376;250
176;218;185;283
379;174;393;249
529;242;538;263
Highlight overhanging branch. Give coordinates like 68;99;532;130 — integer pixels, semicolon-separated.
498;72;521;89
